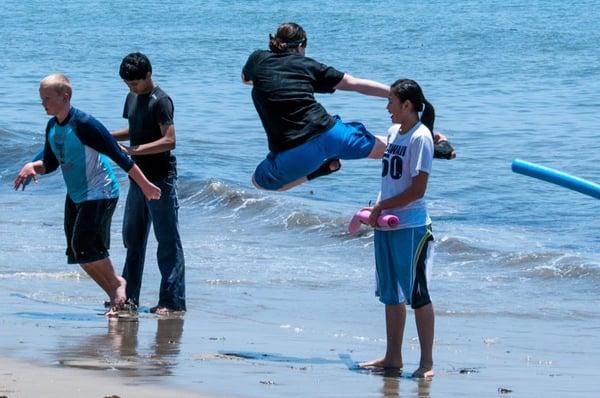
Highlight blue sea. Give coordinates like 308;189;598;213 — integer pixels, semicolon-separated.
1;1;599;397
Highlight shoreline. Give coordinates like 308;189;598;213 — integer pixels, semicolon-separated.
0;356;227;398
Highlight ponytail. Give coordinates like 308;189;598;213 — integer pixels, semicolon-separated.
421;99;435;135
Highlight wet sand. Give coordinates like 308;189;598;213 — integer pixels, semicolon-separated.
1;286;599;398
0;356;227;398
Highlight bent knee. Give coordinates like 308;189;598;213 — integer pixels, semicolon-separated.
251;174;263;190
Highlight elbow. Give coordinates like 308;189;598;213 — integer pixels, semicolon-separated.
164;136;176;150
410;186;427;201
415;187;427;200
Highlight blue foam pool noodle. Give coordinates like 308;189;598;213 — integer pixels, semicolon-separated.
512;159;600;200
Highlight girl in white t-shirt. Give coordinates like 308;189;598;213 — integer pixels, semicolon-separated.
360;79;436;379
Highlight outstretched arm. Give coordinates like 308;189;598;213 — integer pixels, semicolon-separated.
334;74;390;98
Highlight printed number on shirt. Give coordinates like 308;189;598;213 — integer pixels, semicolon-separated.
381;153;402;179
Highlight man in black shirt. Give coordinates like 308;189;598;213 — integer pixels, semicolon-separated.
242;22;390;191
112;53;186;314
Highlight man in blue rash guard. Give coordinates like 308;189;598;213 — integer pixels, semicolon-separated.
14;74;161;317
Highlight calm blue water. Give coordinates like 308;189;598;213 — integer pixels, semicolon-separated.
1;1;599;397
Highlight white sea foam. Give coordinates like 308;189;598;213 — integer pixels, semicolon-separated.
0;271;83;280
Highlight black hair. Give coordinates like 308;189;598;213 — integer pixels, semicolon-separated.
119;52;152;81
269;22;307;54
390;79;435;134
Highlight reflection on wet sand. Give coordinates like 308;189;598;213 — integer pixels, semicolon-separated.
338;353;432;398
55;316;184;379
381;371;431;398
153;316;185;359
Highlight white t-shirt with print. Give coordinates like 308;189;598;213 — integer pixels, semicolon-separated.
377;122;434;229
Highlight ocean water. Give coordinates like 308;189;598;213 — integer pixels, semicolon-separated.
1;1;599;397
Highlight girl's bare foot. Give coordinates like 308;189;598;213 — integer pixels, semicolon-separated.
359;357;403;369
412;364;434;378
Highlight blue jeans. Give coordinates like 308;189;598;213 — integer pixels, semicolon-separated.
253;117;376;190
122;176;186;311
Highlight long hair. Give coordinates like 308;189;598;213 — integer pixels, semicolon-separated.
269;22;307;53
390;79;435;133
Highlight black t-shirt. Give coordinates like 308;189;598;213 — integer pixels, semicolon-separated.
242;50;345;153
123;86;176;181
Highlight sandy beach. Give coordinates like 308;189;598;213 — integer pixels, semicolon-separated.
1;290;599;398
0;356;226;398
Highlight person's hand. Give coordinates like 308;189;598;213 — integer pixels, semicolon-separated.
14;163;38;191
433;132;447;143
368;204;382;228
142;182;162;201
118;143;131;155
433;131;456;160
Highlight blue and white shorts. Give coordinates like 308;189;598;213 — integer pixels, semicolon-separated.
253;117;376;190
374;225;434;308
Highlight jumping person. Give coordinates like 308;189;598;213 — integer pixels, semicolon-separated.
359;79;436;379
242;22;390;191
14;74;161;317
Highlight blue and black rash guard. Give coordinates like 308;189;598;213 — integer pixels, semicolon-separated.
42;107;134;204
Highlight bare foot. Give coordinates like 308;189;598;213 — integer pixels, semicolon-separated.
110;276;127;307
104;299;137;319
104;306;120;319
359;357;403;369
412;364;434;378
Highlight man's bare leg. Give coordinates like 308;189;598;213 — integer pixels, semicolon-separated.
80;258;127;307
412;303;435;378
360;303;406;369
